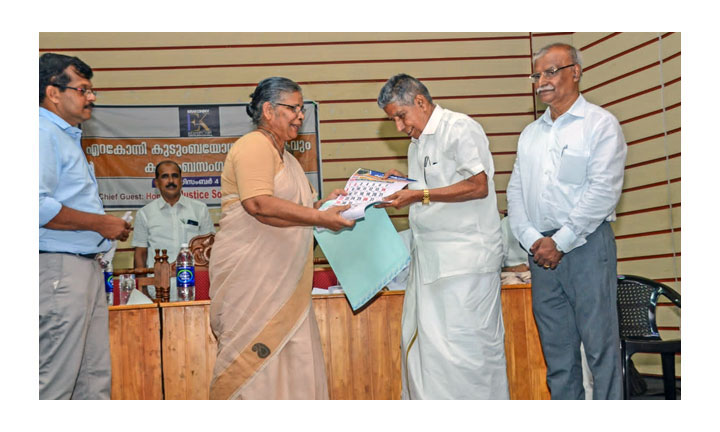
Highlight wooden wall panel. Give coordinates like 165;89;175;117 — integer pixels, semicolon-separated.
613;207;681;236
41;32;531;48
617;256;680;281
604;83;680;124
584;58;681;107
77;58;532;94
616;232;681;259
626;132;680;166
319;100;532;134
321;140;409;159
623;158;680;190
616;182;680;214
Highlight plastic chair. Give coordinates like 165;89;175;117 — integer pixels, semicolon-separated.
616;275;681;399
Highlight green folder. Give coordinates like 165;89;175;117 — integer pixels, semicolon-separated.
314;203;410;311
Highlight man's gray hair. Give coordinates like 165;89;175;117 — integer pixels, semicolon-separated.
377;73;434;109
533;43;583;72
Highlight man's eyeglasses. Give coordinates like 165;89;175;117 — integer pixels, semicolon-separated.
528;64;576;83
275;103;306;115
52;83;98;97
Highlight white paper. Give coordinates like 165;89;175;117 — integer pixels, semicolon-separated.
126;288;154;305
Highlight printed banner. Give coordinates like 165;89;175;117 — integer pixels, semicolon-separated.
81;103;321;209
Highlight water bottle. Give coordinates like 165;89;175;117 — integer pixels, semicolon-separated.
176;243;195;301
104;262;114;306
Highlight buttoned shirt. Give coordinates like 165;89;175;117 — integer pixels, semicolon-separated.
506;94;627;254
132;195;214;267
407;105;503;284
39;107;109;254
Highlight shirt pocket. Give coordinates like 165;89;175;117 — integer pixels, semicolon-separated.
423;162;443;187
557;152;588;185
184;221;201;237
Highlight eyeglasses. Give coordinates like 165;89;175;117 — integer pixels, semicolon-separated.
528;64;576;83
52;83;97;97
275;103;306;115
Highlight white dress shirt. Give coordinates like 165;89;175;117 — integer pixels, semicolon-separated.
407;105;503;284
132;195;215;267
506;94;627;254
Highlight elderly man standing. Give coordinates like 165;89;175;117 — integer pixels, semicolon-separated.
132;160;214;300
376;74;508;399
39;53;131;399
506;43;627;399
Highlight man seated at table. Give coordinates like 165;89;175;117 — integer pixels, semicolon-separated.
132;160;215;300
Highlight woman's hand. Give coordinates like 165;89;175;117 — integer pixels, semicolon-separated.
318;204;355;231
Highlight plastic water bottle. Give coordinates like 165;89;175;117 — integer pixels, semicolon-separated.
104;262;114;306
176;243;195;301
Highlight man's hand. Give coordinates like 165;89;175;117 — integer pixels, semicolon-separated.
43;206;132;242
374;189;422;209
318;204;356;231
98;214;132;242
382;169;406;179
530;237;564;270
315;188;348;209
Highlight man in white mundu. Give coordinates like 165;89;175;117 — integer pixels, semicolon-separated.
376;74;509;399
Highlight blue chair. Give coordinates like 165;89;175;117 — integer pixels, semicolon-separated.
617;275;681;399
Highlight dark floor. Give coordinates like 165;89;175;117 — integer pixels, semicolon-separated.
629;375;681;400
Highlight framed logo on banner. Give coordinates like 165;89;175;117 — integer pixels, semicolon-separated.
81;102;322;209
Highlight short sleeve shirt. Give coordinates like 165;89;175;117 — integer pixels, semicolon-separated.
221;131;284;210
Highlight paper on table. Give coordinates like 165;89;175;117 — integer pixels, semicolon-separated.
127;288;154;305
314;201;410;311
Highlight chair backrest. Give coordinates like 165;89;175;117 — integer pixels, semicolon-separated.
617;275;681;340
313;267;338;290
189;233;214;300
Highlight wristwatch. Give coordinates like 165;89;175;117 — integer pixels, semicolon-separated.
422;189;430;205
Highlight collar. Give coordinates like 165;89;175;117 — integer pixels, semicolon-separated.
413;105;444;142
540;94;586;125
39;107;82;139
158;194;187;210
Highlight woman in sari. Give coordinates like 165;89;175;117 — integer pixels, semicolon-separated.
209;77;354;399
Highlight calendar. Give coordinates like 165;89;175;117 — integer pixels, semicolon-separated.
331;168;414;220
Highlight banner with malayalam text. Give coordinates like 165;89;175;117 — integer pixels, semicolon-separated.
81;103;322;209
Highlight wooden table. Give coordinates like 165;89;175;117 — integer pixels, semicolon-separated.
108;285;550;399
108;303;163;399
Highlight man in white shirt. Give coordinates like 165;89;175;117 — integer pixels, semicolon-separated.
132;160;215;300
376;74;508;399
506;43;627;399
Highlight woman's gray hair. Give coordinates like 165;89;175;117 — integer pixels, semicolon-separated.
377;73;433;109
533;43;583;72
246;77;302;126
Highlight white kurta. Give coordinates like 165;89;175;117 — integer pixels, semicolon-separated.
401;105;508;399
